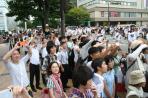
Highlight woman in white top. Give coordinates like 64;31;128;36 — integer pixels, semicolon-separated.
2;44;31;88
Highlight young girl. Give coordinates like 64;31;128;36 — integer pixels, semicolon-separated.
103;55;115;98
68;65;98;98
46;62;65;98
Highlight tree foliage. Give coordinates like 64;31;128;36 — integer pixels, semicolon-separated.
6;0;61;29
66;7;90;26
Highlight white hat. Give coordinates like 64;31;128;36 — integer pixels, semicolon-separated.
130;40;143;50
129;70;146;85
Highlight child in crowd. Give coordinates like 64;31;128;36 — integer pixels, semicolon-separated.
68;66;98;98
46;62;66;98
120;52;128;76
103;55;115;98
91;58;108;98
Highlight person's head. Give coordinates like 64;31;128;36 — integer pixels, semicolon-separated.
47;62;61;75
72;38;78;45
60;41;67;49
59;36;67;42
91;58;107;73
46;41;56;54
130;39;146;52
129;70;146;87
67;36;72;41
142;47;148;54
11;49;21;63
91;40;100;47
30;41;37;48
104;55;114;70
72;66;93;89
88;46;104;60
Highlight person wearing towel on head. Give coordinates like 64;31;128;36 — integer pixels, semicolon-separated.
126;70;146;98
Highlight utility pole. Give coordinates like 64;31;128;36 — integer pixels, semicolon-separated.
107;0;110;34
60;0;65;36
108;0;110;27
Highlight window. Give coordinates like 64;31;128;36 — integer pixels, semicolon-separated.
130;2;137;6
124;12;130;17
110;11;120;17
111;1;121;5
130;12;136;17
101;11;104;17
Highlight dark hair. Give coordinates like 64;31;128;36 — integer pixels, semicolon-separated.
142;47;148;53
88;46;104;55
60;41;67;46
104;55;114;65
46;41;56;54
72;66;93;88
91;40;99;46
59;36;66;42
47;62;61;75
72;38;77;44
67;36;72;41
91;59;105;72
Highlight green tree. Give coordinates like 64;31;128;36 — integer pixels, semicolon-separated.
66;7;90;26
6;0;60;30
7;0;75;30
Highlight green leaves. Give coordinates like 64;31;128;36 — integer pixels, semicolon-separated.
66;7;90;25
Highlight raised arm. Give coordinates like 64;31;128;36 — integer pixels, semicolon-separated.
2;45;20;62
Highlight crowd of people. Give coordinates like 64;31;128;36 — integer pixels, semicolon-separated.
1;25;148;98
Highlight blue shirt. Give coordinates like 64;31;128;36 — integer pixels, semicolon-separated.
103;69;115;98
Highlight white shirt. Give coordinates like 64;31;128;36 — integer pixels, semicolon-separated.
57;50;68;64
30;48;40;65
128;32;137;42
86;61;93;71
41;47;48;58
73;45;79;63
5;55;30;87
55;38;60;46
126;85;144;98
93;73;104;98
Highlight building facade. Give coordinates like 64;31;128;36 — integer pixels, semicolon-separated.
77;0;148;26
0;0;17;33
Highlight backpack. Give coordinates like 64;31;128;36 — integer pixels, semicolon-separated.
75;56;88;69
41;55;56;74
120;57;127;76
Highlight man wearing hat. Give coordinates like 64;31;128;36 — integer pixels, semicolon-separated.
126;70;146;98
125;39;148;89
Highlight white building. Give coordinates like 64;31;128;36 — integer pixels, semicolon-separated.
0;0;17;33
77;0;148;26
